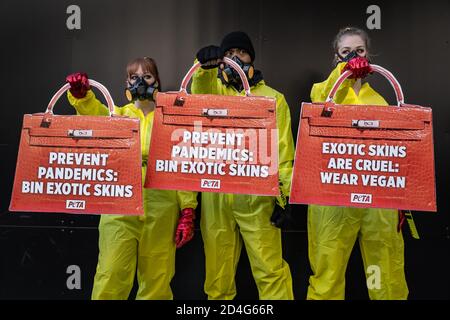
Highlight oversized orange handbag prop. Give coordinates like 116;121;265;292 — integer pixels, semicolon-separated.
9;80;143;215
290;65;436;212
145;57;279;196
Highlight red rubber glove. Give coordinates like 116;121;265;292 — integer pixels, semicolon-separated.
66;72;90;98
342;57;373;79
175;208;195;249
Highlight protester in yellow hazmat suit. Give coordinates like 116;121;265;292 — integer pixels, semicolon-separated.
193;31;295;300
66;57;198;300
307;27;408;300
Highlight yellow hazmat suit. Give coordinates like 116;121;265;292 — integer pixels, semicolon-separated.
307;63;408;300
67;90;198;299
191;64;295;300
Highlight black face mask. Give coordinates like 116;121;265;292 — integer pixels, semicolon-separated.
336;50;369;66
125;77;158;102
219;56;255;85
340;51;359;62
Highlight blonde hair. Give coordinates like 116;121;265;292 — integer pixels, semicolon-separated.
333;27;371;65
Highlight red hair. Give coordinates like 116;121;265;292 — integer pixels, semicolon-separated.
126;57;162;89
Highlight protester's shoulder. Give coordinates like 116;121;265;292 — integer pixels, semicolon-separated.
255;81;286;102
114;103;138;116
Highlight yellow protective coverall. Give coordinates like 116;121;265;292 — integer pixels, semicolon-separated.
67;90;198;300
191;65;295;300
307;63;408;300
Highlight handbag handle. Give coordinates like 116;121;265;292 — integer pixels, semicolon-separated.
45;79;115;116
326;64;405;107
179;57;252;96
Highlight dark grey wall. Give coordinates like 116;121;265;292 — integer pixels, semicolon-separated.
0;0;449;299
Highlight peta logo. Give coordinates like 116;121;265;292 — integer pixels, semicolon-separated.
201;179;221;189
351;193;372;204
66;200;86;209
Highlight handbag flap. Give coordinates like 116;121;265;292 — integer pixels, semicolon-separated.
157;92;276;128
308;118;425;130
28;128;134;139
157;92;276;117
23;114;140;131
302;103;433;123
162;106;273;119
162;115;270;128
308;126;425;141
22;114;139;148
302;103;432;140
